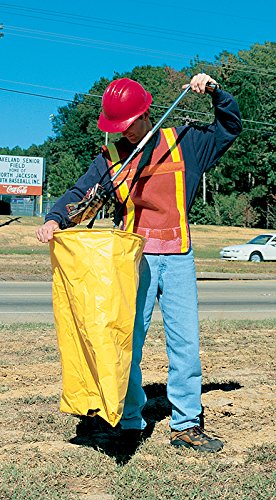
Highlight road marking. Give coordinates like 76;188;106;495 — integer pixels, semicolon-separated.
1;309;276;314
0;311;54;314
199;309;276;312
0;293;51;296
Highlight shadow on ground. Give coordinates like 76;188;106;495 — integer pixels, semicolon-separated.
69;381;242;464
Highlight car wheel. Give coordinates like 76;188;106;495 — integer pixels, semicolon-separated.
249;252;263;262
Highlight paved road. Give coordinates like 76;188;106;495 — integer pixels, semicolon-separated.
0;280;275;322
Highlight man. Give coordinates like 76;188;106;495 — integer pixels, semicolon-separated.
37;73;242;452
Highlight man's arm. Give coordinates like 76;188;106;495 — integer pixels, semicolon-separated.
183;74;242;173
36;153;111;242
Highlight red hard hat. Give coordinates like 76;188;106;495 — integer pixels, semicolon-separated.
98;78;152;133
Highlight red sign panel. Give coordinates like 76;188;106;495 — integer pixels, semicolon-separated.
0;184;42;195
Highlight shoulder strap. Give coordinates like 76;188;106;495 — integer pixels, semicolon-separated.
112;131;159;227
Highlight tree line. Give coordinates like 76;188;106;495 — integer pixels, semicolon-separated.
1;42;275;228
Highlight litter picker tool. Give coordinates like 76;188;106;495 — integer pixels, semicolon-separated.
66;83;217;225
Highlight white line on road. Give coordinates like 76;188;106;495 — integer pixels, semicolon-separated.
1;309;276;314
0;294;51;296
1;311;54;314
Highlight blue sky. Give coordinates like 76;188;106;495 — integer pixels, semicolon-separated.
0;0;275;149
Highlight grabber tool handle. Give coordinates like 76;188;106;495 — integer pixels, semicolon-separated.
110;85;190;182
110;82;218;183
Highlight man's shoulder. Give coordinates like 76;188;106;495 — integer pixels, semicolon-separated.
103;137;135;160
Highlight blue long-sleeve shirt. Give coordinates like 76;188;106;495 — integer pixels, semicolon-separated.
45;89;242;229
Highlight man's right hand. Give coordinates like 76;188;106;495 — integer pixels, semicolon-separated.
36;220;60;243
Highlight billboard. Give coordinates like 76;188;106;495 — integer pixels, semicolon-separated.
0;155;45;196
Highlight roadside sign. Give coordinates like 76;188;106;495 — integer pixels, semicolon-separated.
0;155;45;195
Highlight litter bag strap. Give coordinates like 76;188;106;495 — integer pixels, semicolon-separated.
107;143;135;231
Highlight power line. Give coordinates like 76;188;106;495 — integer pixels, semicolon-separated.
0;85;275;130
0;78;275;115
1;3;275;75
0;87;74;103
3;1;273;26
1;3;261;48
4;36;276;82
207;61;276;78
4;25;276;78
4;28;190;61
0;78;86;96
2;16;250;53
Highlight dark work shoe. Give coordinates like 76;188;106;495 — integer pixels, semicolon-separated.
121;423;154;449
121;429;144;443
170;426;224;453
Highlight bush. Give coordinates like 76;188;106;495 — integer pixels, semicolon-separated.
189;193;259;227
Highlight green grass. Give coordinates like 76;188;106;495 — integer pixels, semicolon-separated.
18;394;60;405
200;318;276;331
1;443;275;499
193;247;218;259
0;247;49;255
0;322;53;331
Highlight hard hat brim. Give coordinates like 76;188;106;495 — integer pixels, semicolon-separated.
97;92;152;133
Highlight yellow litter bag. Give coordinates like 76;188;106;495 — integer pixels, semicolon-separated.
50;228;145;427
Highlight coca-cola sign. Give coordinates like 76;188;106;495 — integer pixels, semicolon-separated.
0;184;42;196
6;185;28;195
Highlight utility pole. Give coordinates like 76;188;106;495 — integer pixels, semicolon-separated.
101;132;109;219
0;24;4;205
203;172;206;204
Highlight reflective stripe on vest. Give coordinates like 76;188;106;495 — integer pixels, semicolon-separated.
107;143;135;232
162;128;188;253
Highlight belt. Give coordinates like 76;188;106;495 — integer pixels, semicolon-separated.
134;226;183;241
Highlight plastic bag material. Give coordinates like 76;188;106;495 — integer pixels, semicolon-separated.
50;228;145;427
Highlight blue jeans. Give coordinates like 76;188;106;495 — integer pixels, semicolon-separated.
120;251;202;431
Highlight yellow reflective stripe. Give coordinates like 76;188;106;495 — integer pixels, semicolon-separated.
162;128;181;162
175;171;188;252
106;143;135;232
107;143;121;171
162;129;188;253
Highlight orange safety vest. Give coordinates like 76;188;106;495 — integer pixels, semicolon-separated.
105;127;190;254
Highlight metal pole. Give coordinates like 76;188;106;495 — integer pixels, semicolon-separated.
110;85;191;183
109;82;217;183
203;173;206;204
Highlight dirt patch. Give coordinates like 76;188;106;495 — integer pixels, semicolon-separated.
140;322;275;456
1;321;275;457
0;320;275;498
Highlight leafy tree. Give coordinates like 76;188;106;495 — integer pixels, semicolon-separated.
213;193;258;227
189;198;216;225
2;43;274;228
0;145;25;156
204;42;276;227
48;150;83;197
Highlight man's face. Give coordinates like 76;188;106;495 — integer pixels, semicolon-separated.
122;113;150;144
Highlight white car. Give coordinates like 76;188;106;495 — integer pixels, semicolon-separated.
220;233;276;262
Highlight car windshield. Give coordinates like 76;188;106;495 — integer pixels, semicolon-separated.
247;235;272;245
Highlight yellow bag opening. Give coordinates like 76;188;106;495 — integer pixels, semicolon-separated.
50;228;145;427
